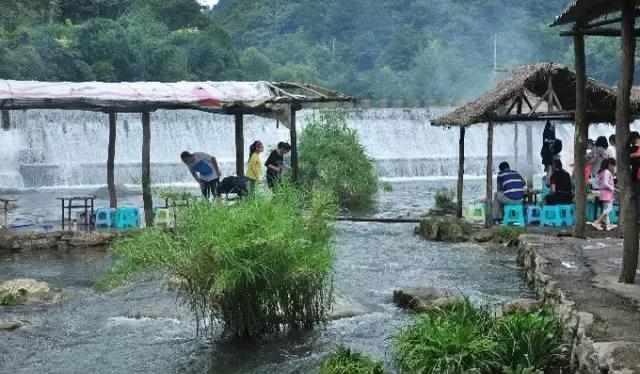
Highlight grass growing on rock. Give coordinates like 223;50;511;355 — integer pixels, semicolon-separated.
320;347;385;374
433;189;457;213
299;111;378;208
100;185;337;339
393;299;563;374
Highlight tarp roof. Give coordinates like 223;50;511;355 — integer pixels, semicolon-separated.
431;63;638;127
553;0;640;26
0;80;352;114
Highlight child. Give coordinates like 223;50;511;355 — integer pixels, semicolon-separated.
246;141;264;194
591;158;616;231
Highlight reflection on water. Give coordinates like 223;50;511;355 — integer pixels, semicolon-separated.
0;180;531;374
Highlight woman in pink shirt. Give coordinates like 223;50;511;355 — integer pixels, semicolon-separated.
591;158;617;231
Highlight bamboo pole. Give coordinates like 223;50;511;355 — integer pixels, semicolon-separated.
618;0;638;284
234;114;244;177
141;112;153;227
289;109;299;182
486;121;494;227
573;31;588;238
107;112;117;209
526;124;534;187
457;126;465;218
514;124;519;168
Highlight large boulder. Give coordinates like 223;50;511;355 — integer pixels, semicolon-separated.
393;287;463;313
416;217;472;242
329;294;369;320
0;279;61;305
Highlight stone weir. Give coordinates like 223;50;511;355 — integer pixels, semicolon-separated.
0;229;119;251
518;234;640;374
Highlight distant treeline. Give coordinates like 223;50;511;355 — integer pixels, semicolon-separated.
0;0;631;104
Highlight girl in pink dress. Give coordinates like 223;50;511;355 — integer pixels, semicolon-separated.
591;158;617;231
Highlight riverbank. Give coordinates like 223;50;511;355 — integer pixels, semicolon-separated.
518;234;640;374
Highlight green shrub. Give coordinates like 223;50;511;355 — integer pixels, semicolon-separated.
493;310;562;372
393;299;498;374
494;226;525;244
299;111;378;208
381;182;393;192
434;189;457;212
101;185;337;338
320;347;385;374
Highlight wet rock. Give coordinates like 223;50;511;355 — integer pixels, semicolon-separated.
0;319;26;331
329;294;369;320
473;230;495;243
393;287;459;312
67;231;116;247
0;278;61;305
593;342;640;374
502;298;543;314
416;217;472;243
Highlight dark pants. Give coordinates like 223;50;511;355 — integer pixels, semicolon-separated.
266;172;280;190
200;179;219;199
544;192;573;205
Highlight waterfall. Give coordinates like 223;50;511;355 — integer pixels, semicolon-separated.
0;108;626;189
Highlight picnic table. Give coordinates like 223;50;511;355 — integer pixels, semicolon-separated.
57;196;96;227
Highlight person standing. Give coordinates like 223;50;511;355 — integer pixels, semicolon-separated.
587;136;609;184
541;121;561;176
181;151;221;199
246;141;264;194
493;162;526;222
591;158;617;231
608;134;616;160
545;160;573;205
265;142;291;189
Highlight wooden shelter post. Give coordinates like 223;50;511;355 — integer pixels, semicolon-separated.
1;110;10;130
525;125;534;187
573;31;589;238
289;108;299;182
141;112;153;227
457;126;465;218
514;124;519;168
107;112;118;209
617;0;638;284
234;114;244;177
485;121;494;227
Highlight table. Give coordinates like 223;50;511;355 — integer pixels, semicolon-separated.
0;198;17;228
56;196;96;227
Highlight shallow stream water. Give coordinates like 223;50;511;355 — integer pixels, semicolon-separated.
0;180;531;374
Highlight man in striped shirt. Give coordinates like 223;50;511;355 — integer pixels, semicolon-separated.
493;162;526;222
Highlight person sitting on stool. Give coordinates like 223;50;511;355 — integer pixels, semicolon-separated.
545;159;574;205
493;162;526;223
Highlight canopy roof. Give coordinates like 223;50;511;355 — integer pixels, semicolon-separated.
0;80;352;114
431;63;637;127
553;0;640;26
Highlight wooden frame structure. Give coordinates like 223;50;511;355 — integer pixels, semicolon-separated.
432;63;640;228
0;80;352;227
553;0;640;283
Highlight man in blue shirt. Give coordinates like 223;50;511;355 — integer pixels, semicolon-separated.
181;151;221;199
493;161;526;222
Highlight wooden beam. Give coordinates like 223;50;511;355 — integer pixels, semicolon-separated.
457;126;465;218
141;112;153;227
107;112;117;209
234;114;244;177
618;0;639;284
573;32;589;238
560;27;640;37
485;121;494;227
289;108;299;182
1;110;10;130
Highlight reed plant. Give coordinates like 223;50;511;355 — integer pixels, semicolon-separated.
299;111;378;208
101;184;337;339
320;347;385;374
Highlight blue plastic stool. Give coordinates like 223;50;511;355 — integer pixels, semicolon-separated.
503;204;526;226
609;204;620;225
94;208;115;228
114;207;140;229
561;204;576;226
154;208;174;228
541;204;575;227
526;205;542;225
586;200;600;222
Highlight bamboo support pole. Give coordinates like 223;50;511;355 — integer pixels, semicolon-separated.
457;126;465;218
107;112;117;209
573;31;588;238
234;114;244;177
486;121;494;227
142;112;153;227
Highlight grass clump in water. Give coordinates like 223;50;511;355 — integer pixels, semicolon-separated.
434;189;457;213
320;346;385;374
393;299;564;374
299;111;378;208
101;184;337;339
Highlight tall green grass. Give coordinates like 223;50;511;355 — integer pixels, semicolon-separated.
299;111;378;208
101;185;337;338
320;347;385;374
393;300;563;374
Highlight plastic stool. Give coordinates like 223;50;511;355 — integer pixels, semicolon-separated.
464;203;486;223
114;207;140;229
154;208;174;228
526;205;542;225
560;204;576;226
94;208;115;228
610;205;620;225
586;200;600;222
541;205;563;227
503;204;525;226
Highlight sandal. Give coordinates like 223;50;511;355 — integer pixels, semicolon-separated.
590;222;604;231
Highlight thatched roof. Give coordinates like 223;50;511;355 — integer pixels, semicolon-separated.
552;0;640;26
431;63;634;127
0;80;352;114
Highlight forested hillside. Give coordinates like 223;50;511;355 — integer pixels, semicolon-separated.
0;0;624;104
